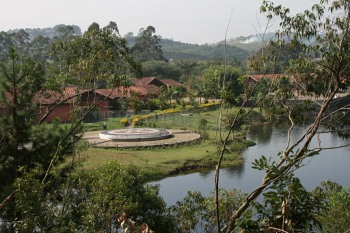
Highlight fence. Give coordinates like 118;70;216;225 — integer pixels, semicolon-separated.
84;110;134;123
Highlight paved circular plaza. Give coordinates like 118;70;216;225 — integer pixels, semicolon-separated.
82;128;201;149
99;128;172;141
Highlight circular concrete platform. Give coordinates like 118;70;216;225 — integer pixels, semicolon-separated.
82;129;201;149
99;128;172;141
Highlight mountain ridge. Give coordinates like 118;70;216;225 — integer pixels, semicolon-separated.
6;25;270;61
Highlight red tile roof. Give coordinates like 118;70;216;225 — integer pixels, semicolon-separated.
132;77;158;86
129;77;182;96
248;74;286;82
129;85;158;96
33;87;80;105
33;87;127;105
7;77;180;106
161;79;182;87
94;88;128;99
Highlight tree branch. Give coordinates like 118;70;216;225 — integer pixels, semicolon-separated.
0;191;15;212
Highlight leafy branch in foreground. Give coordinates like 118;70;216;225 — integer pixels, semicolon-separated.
215;0;350;232
0;22;142;231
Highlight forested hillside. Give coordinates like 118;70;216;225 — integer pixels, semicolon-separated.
125;36;249;61
224;33;277;54
7;25;249;62
7;24;82;40
160;39;249;61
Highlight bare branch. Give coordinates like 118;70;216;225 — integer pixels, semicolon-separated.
0;192;15;212
224;88;337;232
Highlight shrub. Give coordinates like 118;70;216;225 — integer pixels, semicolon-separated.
132;116;143;126
120;118;129;127
198;102;220;110
180;99;186;108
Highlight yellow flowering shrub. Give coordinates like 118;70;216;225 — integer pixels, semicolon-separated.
120;118;129;126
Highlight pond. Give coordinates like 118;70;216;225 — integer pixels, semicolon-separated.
151;123;350;206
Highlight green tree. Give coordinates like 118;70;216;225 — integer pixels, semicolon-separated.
170;189;249;233
29;35;51;62
0;49;78;222
170;191;206;232
315;181;350;233
129;91;146;114
252;175;322;232
158;85;177;106
12;29;30;56
142;60;180;79
50;21;140;89
0;49;50;188
76;162;175;233
0;22;141;229
12;162;176;232
0;32;14;63
202;65;243;106
248;41;303;74
0;30;31;63
146;98;162;111
130;25;167;62
45;21;140;122
176;60;198;84
54;25;78;41
198;118;209;140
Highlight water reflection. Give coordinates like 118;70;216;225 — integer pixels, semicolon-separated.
222;163;245;178
198;169;212;178
247;123;273;144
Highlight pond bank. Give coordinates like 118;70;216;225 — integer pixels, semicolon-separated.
80;108;263;179
81;135;253;181
152;123;350;206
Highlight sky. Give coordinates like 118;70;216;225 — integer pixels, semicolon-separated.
1;0;319;44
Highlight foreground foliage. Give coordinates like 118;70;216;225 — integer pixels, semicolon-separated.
8;162;176;232
315;181;350;233
0;22;141;231
216;0;350;232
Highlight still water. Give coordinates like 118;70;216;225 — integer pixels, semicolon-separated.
152;123;350;206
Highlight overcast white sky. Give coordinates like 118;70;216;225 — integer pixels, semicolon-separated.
1;0;319;44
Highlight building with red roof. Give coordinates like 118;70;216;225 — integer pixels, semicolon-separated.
0;77;183;122
246;74;286;85
161;78;183;88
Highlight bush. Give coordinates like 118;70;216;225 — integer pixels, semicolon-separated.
120;118;129;127
198;118;209;140
146;99;161;111
198;102;220;111
180;99;186;108
132;116;144;126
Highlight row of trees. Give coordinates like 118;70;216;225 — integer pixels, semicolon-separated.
2;20;307;107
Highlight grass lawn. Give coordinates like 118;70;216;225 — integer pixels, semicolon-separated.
80;139;247;180
78;107;262;179
83;107;223;132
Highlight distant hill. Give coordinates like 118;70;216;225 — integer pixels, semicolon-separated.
224;32;277;54
6;25;281;61
160;39;249;61
125;36;249;61
7;24;82;40
224;32;316;54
